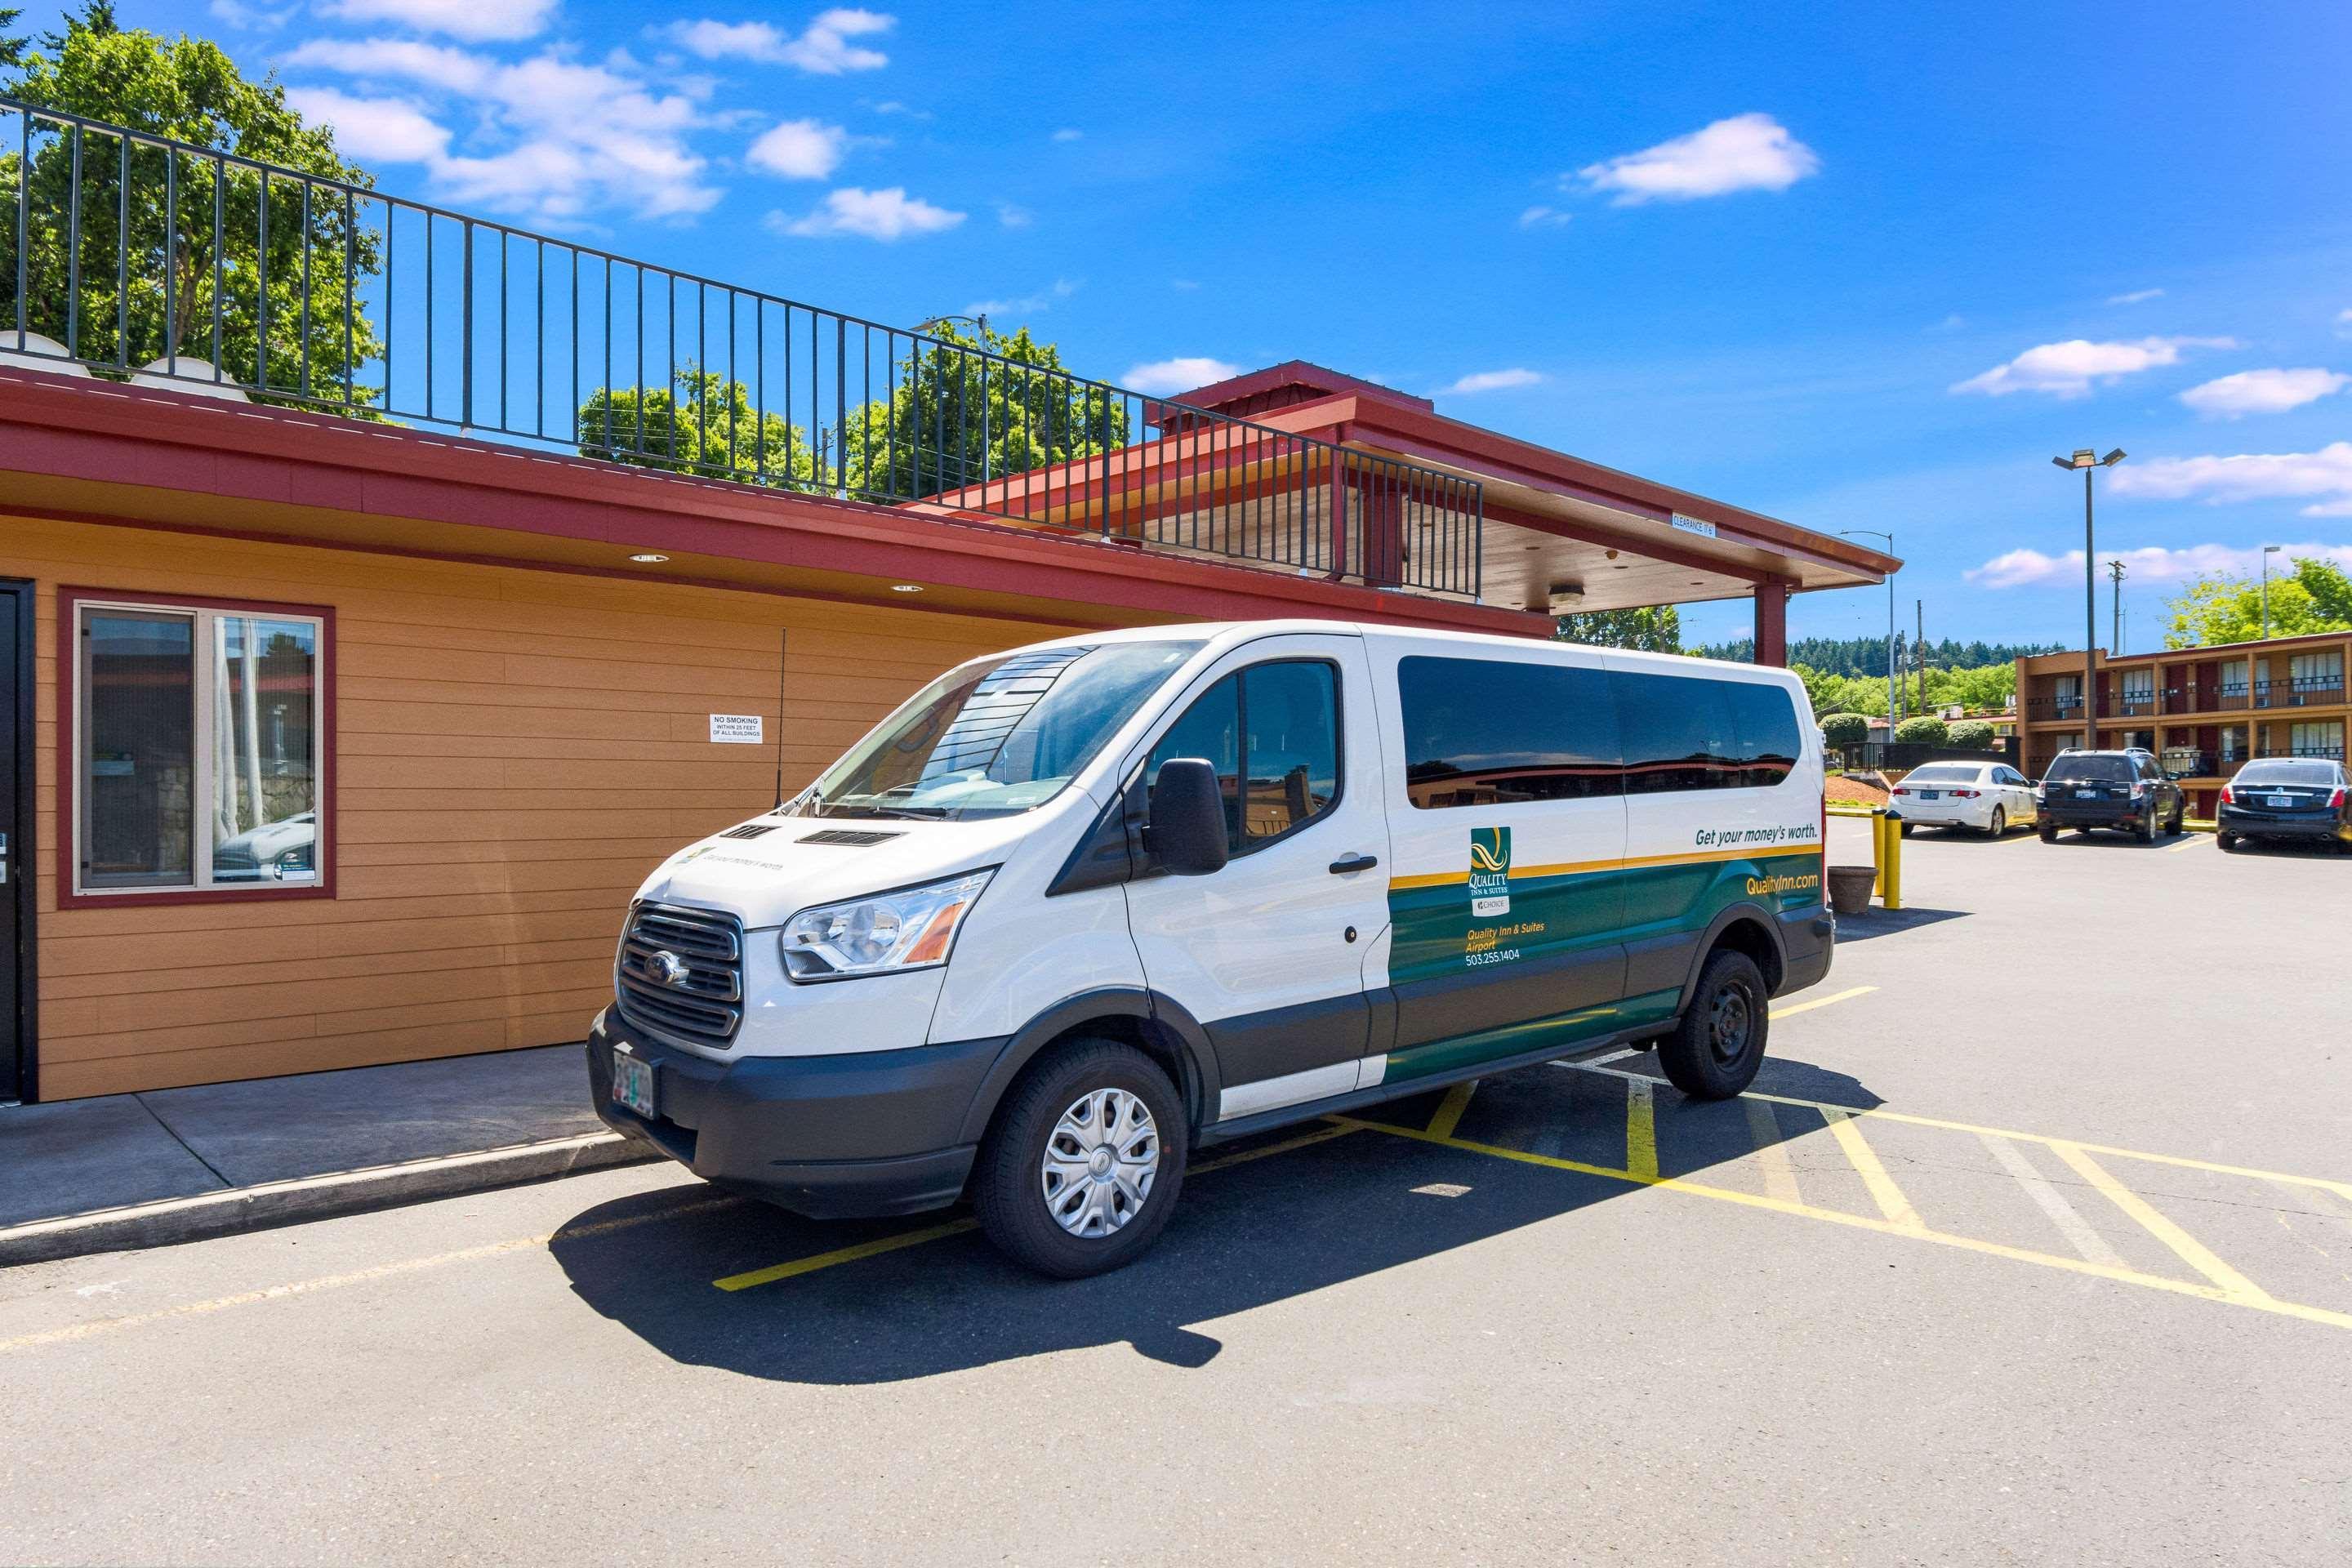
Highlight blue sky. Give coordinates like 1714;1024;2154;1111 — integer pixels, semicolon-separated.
70;1;2352;650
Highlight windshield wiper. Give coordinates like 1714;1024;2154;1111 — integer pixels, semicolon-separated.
825;802;954;820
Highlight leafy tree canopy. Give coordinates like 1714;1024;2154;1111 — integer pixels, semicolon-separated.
1819;711;1871;746
1948;719;1996;749
1557;605;1681;652
2;1;383;402
1895;715;1949;745
2163;558;2352;647
1698;634;2059;676
578;368;827;489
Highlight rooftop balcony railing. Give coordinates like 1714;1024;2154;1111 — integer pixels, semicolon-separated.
0;97;1484;599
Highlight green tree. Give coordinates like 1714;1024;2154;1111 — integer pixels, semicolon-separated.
1820;711;1871;747
2;8;29;74
2164;558;2352;647
836;321;1129;501
1895;715;1949;745
578;368;828;488
1;2;384;404
1948;719;1995;749
1557;604;1682;652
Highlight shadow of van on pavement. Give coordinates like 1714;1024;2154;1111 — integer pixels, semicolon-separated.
552;1054;1882;1386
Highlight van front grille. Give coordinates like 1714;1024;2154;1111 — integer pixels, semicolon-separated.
616;902;744;1049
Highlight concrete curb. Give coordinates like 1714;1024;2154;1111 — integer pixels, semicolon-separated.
0;1129;662;1267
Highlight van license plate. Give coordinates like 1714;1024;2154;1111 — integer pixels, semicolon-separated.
612;1050;656;1117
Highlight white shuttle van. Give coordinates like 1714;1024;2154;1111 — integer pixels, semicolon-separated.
589;620;1833;1276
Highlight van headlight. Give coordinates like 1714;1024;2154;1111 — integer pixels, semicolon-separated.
778;870;994;982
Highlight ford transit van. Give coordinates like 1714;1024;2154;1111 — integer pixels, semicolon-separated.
588;621;1833;1276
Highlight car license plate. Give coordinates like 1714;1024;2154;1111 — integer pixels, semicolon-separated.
1918;790;1940;800
2074;788;2096;798
2269;795;2295;808
612;1049;656;1117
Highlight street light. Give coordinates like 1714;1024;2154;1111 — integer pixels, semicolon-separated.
2051;448;2125;751
2261;544;2283;639
1841;528;1897;741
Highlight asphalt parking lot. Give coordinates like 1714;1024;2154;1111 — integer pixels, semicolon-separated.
5;816;2349;1566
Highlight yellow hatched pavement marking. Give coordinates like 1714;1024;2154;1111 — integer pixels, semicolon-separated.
1424;1081;1478;1141
1332;1116;2352;1334
1624;1076;1659;1181
1769;985;1876;1021
1744;1098;1802;1204
715;1123;1366;1291
2164;834;2207;853
1820;1107;1925;1230
2047;1140;2273;1304
1977;1132;2127;1269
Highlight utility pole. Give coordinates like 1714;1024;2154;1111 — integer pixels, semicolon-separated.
2260;545;2281;639
2107;559;2127;655
1915;599;1927;717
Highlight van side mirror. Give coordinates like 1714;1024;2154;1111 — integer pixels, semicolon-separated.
1144;758;1229;876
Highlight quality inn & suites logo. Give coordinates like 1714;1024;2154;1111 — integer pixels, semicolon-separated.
1469;826;1512;916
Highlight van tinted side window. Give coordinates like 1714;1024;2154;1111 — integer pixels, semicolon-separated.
1397;656;1621;808
1613;672;1800;792
1147;661;1339;852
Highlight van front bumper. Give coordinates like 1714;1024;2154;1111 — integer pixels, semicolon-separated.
586;1009;1003;1219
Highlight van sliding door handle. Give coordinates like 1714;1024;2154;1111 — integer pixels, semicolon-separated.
1328;853;1379;875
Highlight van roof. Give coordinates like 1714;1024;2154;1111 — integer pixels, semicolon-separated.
1005;619;1800;683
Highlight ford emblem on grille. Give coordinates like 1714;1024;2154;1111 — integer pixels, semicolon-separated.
647;950;692;987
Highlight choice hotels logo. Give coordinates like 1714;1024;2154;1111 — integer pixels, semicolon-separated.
1469;826;1512;916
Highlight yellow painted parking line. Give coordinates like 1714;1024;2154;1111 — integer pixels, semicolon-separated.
713;1123;1365;1293
2165;834;2206;853
0;1194;747;1356
1745;1098;1802;1204
1821;1107;1924;1230
1425;1081;1478;1140
1770;984;1876;1021
1330;1115;2352;1334
2047;1141;2273;1304
1977;1132;2127;1269
1624;1076;1659;1181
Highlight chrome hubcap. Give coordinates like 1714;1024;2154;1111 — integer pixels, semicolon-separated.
1040;1087;1160;1237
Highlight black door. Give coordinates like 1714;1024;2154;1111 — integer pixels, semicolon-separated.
0;580;32;1102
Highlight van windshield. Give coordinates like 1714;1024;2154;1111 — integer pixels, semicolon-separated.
803;640;1203;820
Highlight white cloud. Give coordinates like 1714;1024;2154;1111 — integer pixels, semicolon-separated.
318;0;558;42
1574;113;1819;205
1051;127;1084;143
2106;287;2165;305
1441;368;1544;395
2178;368;2349;420
746;118;847;180
1927;313;1966;332
1122;357;1241;395
964;279;1078;318
1968;541;2352;589
1949;336;2237;399
283;87;452;163
208;0;294;28
1517;204;1570;229
2109;442;2352;517
772;187;963;240
2334;307;2352;340
995;203;1033;229
284;39;719;220
658;9;892;72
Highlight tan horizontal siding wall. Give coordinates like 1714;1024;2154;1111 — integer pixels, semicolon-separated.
5;514;1063;1099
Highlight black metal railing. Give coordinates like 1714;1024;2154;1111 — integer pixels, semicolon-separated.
0;96;1483;598
2287;675;2345;706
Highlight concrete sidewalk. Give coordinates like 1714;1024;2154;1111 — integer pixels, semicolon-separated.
0;1044;654;1264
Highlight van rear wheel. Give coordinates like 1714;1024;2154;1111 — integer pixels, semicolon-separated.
973;1038;1188;1279
1657;949;1770;1101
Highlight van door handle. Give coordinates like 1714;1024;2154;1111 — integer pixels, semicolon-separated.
1328;853;1379;875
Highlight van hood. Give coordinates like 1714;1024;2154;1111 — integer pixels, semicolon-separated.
635;808;1068;929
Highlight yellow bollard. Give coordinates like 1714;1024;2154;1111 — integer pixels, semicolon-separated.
1880;810;1904;910
1871;811;1886;898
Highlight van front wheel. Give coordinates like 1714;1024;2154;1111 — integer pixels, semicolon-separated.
974;1039;1189;1279
1657;949;1770;1100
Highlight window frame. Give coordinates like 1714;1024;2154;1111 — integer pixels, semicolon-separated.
59;586;336;909
1396;653;1624;810
1143;656;1344;862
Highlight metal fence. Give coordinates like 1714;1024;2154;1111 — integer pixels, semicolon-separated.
0;96;1483;599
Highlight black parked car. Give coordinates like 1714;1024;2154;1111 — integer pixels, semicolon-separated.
2035;749;2185;843
2217;759;2351;853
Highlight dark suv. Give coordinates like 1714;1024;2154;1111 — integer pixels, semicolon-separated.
2036;749;2185;843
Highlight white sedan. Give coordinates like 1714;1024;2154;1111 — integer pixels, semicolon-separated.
1888;761;2039;836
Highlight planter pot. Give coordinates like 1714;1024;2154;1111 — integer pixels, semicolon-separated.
1826;864;1879;915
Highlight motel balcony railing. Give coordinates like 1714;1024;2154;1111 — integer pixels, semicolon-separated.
0;96;1484;599
2285;675;2346;706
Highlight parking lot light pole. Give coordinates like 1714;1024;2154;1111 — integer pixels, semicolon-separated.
2052;449;2126;749
2261;544;2281;639
1842;528;1896;745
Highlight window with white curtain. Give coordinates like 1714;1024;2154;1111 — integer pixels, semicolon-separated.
73;595;327;895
